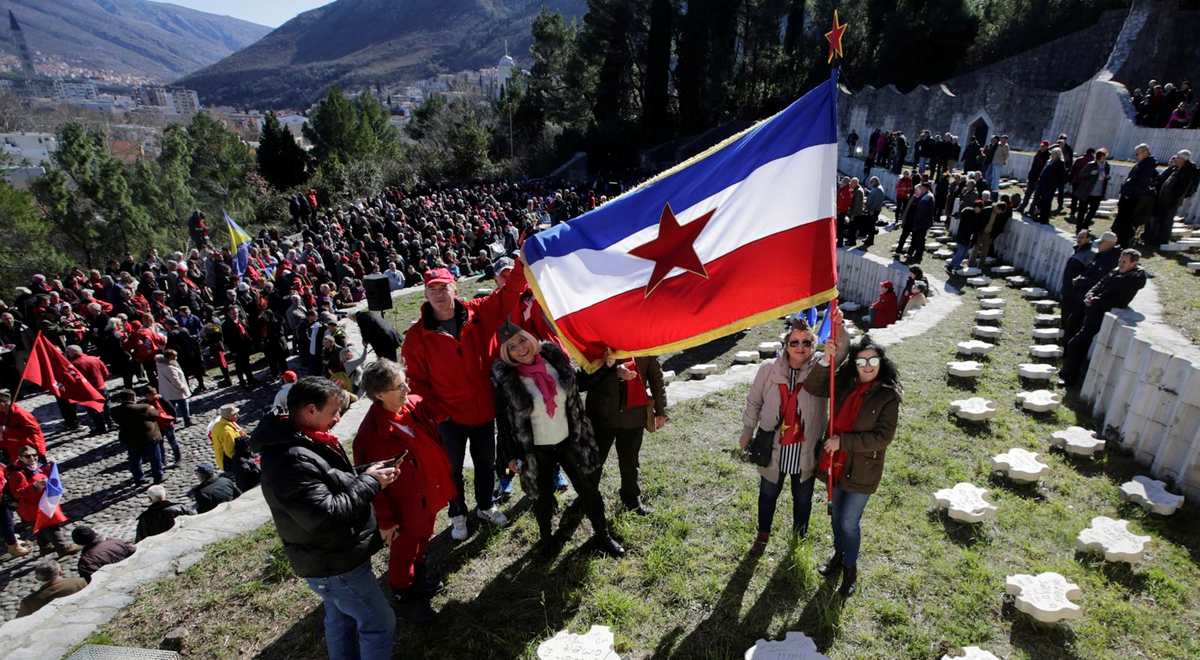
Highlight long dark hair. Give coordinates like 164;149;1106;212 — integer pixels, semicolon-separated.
834;334;903;398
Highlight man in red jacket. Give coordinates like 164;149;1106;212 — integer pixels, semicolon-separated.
6;446;80;556
400;264;526;542
0;392;46;462
67;345;113;435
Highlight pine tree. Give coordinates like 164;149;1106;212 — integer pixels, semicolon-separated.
257;110;309;190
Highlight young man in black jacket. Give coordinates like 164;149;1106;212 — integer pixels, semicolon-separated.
250;377;399;660
1060;249;1148;386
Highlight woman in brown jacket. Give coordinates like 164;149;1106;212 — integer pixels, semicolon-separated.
739;318;828;555
806;333;902;597
578;351;667;515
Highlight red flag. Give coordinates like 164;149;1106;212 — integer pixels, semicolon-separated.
22;333;106;411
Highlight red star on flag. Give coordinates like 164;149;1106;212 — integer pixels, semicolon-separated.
629;202;717;297
825;10;848;64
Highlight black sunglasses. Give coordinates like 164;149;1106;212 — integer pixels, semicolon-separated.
787;339;814;348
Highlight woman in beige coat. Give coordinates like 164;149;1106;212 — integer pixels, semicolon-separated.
739;318;828;556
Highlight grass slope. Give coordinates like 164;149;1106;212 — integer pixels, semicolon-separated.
92;279;1200;659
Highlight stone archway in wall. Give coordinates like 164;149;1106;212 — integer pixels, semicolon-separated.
963;110;997;146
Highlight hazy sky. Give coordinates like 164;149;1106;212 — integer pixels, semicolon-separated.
148;0;334;28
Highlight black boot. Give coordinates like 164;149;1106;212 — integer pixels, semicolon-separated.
818;552;843;576
536;513;560;558
839;566;858;597
592;532;626;558
392;587;436;623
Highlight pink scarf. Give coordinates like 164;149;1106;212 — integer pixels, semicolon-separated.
517;355;558;418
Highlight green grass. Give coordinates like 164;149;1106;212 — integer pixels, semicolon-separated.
91;279;1200;659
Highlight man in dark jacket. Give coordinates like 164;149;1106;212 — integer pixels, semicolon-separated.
1060;230;1096;328
250;377;397;660
1112;144;1159;249
1018;141;1051;212
1060;249;1148;385
350;310;403;362
189;463;242;514
948;200;984;273
1071;148;1110;231
1032;149;1068;223
904;183;936;265
71;526;136;582
163;318;206;392
135;484;193;541
110;389;164;485
1148;150;1198;246
221;306;256;389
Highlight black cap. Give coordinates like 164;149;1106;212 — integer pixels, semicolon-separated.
496;320;522;343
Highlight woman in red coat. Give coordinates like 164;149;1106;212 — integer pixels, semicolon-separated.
868;281;899;329
353;359;456;623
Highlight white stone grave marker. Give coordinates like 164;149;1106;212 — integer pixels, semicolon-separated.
1004;572;1082;624
1021;287;1048;299
757;341;782;357
661;370;676;384
991;448;1050;483
950;397;997;422
733;351;759;364
1018;363;1056;380
1049;427;1104;457
1006;275;1030;287
1033;314;1058;327
1187;262;1200;272
1119;476;1184;515
947;360;985;377
1032;328;1064;341
538;625;620;660
935;249;955;259
1017;390;1061;412
990;265;1017;276
973;325;1002;339
977;286;1002;295
957;340;994;356
975;309;1004;323
956;267;982;277
1076;517;1151;563
941;648;1001;660
1032;300;1057;313
966;276;992;287
745;632;830;660
933;483;998;522
979;298;1007;309
688;364;718;379
1030;344;1063;359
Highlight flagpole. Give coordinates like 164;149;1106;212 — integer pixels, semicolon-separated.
824;9;847;517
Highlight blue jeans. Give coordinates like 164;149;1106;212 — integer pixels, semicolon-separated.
170;398;192;426
127;443;164;483
438;419;496;517
830;488;872;567
304;560;396;660
917;156;929;174
163;427;182;462
983;164;997;191
758;474;815;534
1;507;17;545
948;243;971;271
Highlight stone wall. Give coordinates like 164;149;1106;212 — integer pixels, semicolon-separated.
1081;312;1200;501
1106;0;1200;90
834;247;910;306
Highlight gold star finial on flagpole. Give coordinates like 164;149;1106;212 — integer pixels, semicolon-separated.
825;10;848;64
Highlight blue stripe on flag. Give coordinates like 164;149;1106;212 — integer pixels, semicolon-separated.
524;74;838;265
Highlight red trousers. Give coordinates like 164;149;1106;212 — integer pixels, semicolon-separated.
387;510;437;590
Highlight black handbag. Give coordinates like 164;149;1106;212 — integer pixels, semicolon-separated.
745;422;780;468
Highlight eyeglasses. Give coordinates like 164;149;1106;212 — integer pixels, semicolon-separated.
787;339;814;348
19;453;36;459
386;383;411;394
855;357;881;368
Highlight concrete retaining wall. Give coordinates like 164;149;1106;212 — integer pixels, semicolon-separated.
835;246;910;306
1081;312;1200;501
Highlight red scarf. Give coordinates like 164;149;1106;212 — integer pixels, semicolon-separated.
516;355;558;418
622;360;649;409
777;382;805;445
299;428;343;453
819;379;873;481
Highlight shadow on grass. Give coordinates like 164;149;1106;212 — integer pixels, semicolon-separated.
667;550;763;657
1004;599;1082;660
945;375;981;391
661;331;748;375
927;509;985;548
1073;553;1151;593
986;473;1046;501
948;416;994;437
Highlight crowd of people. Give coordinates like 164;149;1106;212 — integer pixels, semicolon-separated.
1131;79;1198;129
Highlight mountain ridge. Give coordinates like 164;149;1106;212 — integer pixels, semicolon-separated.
176;0;589;109
5;0;271;82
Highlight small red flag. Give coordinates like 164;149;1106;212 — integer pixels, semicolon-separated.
22;333;106;411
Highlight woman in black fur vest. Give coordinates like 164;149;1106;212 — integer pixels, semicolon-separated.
491;322;625;559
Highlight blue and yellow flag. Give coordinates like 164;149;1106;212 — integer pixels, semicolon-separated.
224;211;252;277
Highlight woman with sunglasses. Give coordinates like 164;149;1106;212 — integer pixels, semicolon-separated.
806;332;902;597
352;359;457;623
739;318;828;556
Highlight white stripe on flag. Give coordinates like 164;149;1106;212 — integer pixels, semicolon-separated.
530;142;837;318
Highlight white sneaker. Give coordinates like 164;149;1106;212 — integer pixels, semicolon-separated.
450;515;468;541
476;507;508;526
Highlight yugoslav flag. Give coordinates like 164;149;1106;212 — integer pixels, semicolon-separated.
523;74;840;371
34;462;66;534
225;211;252;277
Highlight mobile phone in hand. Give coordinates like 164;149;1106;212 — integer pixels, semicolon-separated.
392;450;410;469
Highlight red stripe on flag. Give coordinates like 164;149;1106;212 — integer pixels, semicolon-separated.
554;220;837;364
22;334;107;411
